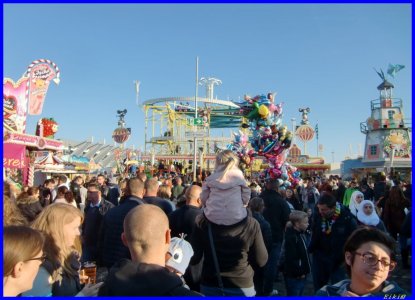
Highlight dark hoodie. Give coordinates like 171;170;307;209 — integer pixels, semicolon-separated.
98;259;202;296
316;279;407;296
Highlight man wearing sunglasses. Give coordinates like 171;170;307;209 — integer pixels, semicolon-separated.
316;227;407;297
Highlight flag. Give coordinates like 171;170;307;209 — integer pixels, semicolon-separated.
387;64;405;78
374;68;385;81
315;123;319;139
24;59;60;115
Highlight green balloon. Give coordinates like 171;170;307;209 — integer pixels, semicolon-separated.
247;102;260;120
247;108;259;120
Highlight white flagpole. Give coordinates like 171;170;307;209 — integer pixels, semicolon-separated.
193;57;199;182
134;80;141;105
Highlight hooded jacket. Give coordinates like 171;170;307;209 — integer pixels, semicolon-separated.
201;166;251;225
98;259;202;296
316;279;407;296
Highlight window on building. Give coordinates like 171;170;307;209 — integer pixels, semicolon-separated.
388;110;395;119
370;145;377;156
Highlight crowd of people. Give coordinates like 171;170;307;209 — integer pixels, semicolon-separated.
3;151;411;297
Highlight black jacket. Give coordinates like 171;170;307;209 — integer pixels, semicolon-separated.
287;196;303;211
82;199;114;247
98;259;202;296
168;204;202;238
374;181;386;202
282;227;311;278
107;184;120;206
251;211;273;253
309;205;357;271
18;201;43;222
143;196;175;215
100;196;143;269
400;211;411;237
39;186;53;207
260;189;291;243
70;182;82;207
190;215;268;289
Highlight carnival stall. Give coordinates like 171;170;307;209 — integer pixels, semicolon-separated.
3;59;67;187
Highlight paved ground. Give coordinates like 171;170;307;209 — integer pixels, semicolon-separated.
272;252;412;296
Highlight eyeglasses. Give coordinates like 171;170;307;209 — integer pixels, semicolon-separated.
25;255;47;263
354;252;396;271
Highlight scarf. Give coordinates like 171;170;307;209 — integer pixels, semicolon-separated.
349;191;364;217
357;200;380;226
321;202;341;235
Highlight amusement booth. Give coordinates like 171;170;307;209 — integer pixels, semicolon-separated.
3;59;72;187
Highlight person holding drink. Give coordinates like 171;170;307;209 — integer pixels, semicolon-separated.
22;204;102;296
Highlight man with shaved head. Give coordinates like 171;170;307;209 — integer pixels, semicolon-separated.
169;185;202;238
143;178;175;215
99;205;201;296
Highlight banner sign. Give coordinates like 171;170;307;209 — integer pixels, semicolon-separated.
3;132;64;151
24;59;60;115
4;143;26;169
3;77;30;133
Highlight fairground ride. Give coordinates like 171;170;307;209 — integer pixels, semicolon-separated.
141;96;244;168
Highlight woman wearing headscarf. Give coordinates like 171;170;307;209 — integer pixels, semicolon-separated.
348;191;364;218
356;200;386;232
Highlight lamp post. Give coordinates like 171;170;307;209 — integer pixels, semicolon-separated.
193;57;199;182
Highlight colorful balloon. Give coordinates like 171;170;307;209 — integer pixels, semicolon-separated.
258;104;269;118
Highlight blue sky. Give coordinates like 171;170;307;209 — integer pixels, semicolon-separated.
4;4;411;163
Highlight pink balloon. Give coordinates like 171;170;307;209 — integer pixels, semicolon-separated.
275;102;284;115
271;168;282;178
268;103;277;113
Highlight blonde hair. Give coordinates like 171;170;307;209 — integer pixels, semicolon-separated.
31;204;83;278
4;226;44;277
215;150;239;180
286;210;308;229
157;185;172;199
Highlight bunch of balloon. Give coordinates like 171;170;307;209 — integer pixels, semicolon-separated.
232;92;301;188
224;130;255;172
